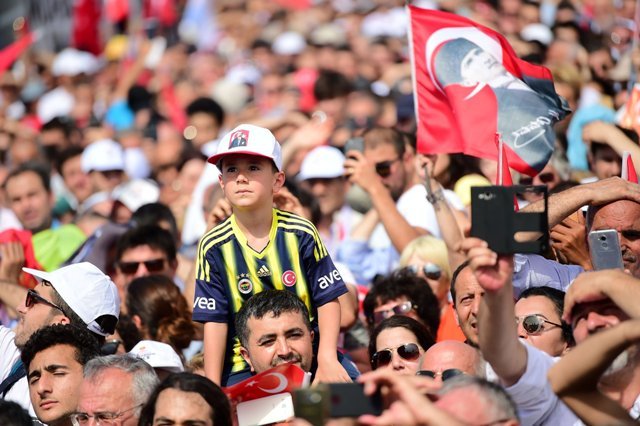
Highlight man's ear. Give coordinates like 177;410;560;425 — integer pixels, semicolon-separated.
218;173;225;189
453;308;460;326
310;329;315;342
54;314;70;325
273;171;286;193
239;346;255;372
132;314;143;330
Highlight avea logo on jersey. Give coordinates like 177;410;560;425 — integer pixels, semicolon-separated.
318;269;342;289
194;297;217;311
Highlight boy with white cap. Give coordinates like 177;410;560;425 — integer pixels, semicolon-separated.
193;124;353;386
0;262;120;415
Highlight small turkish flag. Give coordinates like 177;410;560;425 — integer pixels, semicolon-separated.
224;363;309;404
622;151;638;184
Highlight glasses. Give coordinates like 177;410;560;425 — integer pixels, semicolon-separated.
117;258;166;274
25;289;65;315
516;314;562;335
100;339;123;356
370;301;416;325
405;263;442;280
371;343;421;369
519;172;556;186
417;368;464;381
375;158;401;178
70;404;143;426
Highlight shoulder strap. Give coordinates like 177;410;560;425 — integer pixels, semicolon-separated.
0;360;26;397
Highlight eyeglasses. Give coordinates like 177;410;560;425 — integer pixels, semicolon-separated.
516;314;562;335
417;368;464;381
70;404;143;426
370;301;416;325
375;158;401;178
519;172;556;186
405;263;442;280
100;339;123;356
25;289;65;315
371;343;421;369
117;258;166;274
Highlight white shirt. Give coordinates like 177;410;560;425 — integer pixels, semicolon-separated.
0;326;34;416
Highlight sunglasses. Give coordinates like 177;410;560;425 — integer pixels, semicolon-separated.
417;368;464;381
371;343;421;369
375;158;400;178
516;314;562;335
519;172;556;186
405;263;442;280
100;339;123;356
118;258;166;274
25;289;65;315
370;301;416;325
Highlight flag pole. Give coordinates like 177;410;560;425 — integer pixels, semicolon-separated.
623;151;631;180
497;133;504;185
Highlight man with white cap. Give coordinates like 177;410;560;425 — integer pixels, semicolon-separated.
297;146;362;258
0;262;120;415
129;340;185;381
81;139;127;195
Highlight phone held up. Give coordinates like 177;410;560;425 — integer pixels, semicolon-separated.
588;229;624;270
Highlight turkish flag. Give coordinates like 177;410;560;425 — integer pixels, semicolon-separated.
409;6;570;176
224;363;309;404
71;0;102;56
622;151;638;184
0;33;34;78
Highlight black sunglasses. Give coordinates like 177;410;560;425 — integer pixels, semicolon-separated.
417;368;464;381
118;258;166;274
405;263;442;280
371;343;421;369
516;314;562;335
370;301;416;325
375;158;400;178
519;172;556;186
100;339;123;355
25;289;66;315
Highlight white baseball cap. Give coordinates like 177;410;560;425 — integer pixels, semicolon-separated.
112;179;160;212
81;139;126;173
129;340;184;373
22;262;120;336
297;146;345;181
208;124;283;171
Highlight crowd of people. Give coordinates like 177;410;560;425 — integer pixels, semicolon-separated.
1;0;640;425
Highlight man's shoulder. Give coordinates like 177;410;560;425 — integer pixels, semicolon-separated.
0;326;20;377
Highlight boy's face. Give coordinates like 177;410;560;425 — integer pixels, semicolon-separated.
218;154;285;211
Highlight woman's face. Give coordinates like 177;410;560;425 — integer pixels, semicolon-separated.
514;295;568;357
405;253;450;305
153;388;213;426
374;327;424;376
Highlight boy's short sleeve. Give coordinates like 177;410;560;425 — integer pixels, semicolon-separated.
301;232;348;306
192;249;229;323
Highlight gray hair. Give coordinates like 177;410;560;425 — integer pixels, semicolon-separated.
438;376;518;422
83;355;159;415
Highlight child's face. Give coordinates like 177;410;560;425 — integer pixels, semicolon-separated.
218;154;285;211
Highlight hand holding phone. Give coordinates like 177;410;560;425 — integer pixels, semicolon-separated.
588;229;624;270
293;383;382;425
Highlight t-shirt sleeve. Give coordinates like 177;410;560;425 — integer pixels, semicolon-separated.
301;230;348;306
0;326;20;381
192;248;229;323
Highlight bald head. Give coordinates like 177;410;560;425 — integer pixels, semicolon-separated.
420;340;483;378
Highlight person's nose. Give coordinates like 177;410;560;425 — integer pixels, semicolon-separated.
586;311;614;332
35;374;52;397
236;169;249;183
516;320;528;340
275;337;292;357
134;263;148;278
390;351;405;371
470;296;481;316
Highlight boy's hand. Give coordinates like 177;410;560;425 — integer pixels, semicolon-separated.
273;187;307;218
312;357;351;385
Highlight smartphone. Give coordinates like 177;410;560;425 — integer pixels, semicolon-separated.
588;229;624;270
344;137;364;156
293;383;382;424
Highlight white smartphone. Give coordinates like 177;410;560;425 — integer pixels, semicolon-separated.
588;229;624;270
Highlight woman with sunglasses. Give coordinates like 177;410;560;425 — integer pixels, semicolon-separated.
514;286;574;357
399;236;466;342
368;316;435;376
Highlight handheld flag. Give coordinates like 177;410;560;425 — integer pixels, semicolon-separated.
223;363;310;404
0;33;34;77
408;6;570;176
622;151;638;183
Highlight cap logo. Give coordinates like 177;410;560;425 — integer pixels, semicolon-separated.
229;129;249;149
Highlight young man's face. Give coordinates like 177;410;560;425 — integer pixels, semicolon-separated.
28;344;84;425
115;244;176;300
61;155;93;204
301;177;347;217
590;144;621;180
363;144;408;201
240;311;314;374
14;283;66;349
5;170;54;233
218;154;285;212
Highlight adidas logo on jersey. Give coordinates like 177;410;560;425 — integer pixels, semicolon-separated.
257;265;271;277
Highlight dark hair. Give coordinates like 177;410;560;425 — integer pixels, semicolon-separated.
139;373;232;426
235;290;311;348
368;316;435;369
450;260;471;307
362;127;406;158
186;97;225;127
313;70;353;101
518;286;575;346
2;161;51;193
115;225;177;263
126;275;195;353
0;400;32;426
131;203;179;243
21;324;100;371
363;271;440;338
42;116;74;139
55;146;84;175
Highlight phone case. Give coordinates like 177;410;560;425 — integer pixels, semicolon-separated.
588;230;624;270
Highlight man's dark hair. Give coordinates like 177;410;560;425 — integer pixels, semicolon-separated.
139;373;232;426
55;146;84;174
41;116;74;139
518;286;575;346
363;271;440;338
21;324;100;371
186;97;225;127
2;161;51;193
362;127;406;157
115;225;177;263
131;203;179;243
368;315;435;369
0;400;32;426
235;290;311;348
313;70;353;101
450;260;471;307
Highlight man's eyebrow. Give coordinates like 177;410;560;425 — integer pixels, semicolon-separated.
44;364;69;373
285;327;304;335
257;333;277;344
27;369;41;380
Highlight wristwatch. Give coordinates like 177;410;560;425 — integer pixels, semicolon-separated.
426;189;445;204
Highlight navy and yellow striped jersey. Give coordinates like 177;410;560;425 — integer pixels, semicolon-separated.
192;208;348;380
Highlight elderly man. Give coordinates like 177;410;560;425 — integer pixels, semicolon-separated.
74;355;158;426
419;340;484;383
21;324;100;426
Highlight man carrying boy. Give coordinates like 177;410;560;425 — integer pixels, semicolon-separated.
193;124;352;386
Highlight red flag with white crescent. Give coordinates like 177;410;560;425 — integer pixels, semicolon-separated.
223;363;309;404
0;33;34;77
408;6;570;176
622;151;639;183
